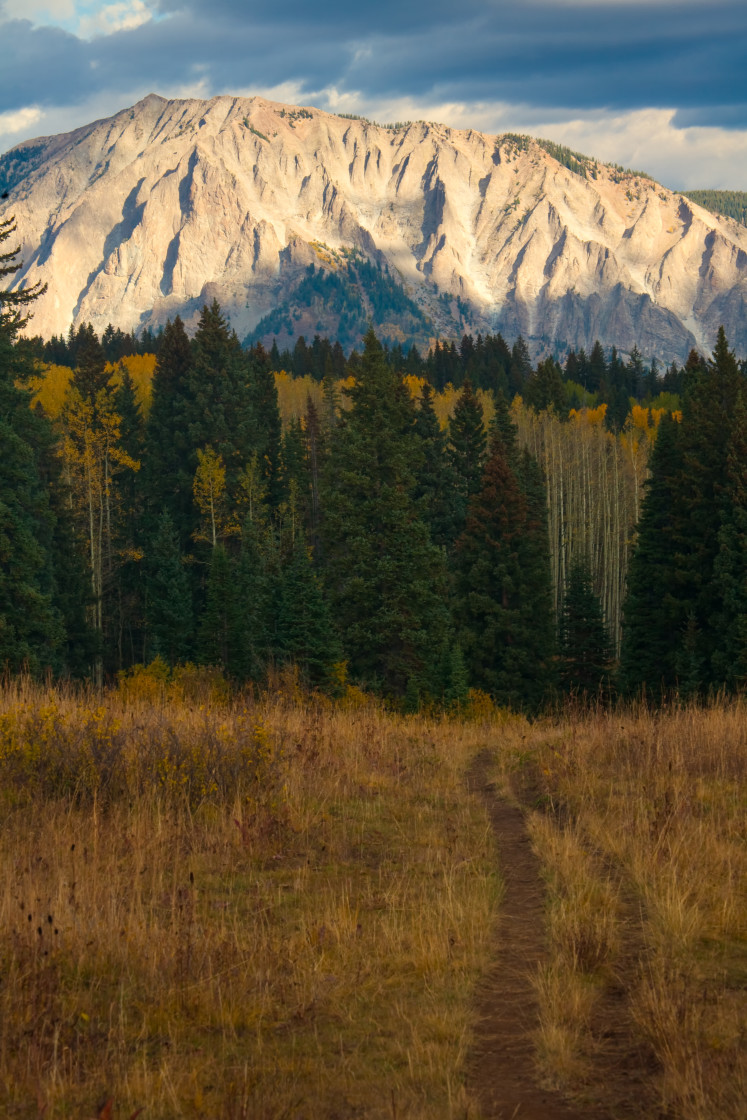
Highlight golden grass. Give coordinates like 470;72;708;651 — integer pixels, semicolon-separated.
0;682;500;1119
494;701;747;1119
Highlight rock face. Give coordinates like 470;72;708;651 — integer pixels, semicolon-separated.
2;93;747;360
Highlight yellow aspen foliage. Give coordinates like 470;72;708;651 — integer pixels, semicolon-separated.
433;384;460;429
403;374;426;400
29;364;72;417
61;386;141;679
107;354;156;414
569;402;608;428
193;446;237;547
273;371;322;427
235;451;269;526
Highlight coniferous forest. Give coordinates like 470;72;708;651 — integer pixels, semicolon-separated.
4;210;747;707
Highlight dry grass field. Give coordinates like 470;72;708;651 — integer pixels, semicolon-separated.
1;678;745;1119
0;677;499;1119
491;701;747;1120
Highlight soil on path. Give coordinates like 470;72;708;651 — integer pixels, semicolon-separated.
466;751;607;1120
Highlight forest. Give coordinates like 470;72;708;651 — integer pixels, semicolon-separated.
3;211;747;707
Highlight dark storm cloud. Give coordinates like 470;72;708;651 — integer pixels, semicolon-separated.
1;1;745;129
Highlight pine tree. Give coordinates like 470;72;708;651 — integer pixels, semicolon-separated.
412;381;457;549
524;358;566;413
447;377;487;539
278;535;341;689
110;366;145;670
454;431;554;712
72;324;109;403
184;302;257;512
144;315;195;546
322;329;449;696
0;217;62;673
198;545;237;670
249;343;283;509
145;512;193;666
619;413;688;695
231;519;277;684
558;560;612;697
711;392;747;689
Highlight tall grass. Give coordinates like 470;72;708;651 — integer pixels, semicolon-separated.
497;701;747;1119
0;681;500;1118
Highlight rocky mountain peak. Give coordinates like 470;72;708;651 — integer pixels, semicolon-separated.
1;94;746;360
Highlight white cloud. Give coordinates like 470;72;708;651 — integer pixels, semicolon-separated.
2;0;154;36
0;105;43;140
77;0;151;38
2;0;76;21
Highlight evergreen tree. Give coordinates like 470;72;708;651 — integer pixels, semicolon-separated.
412;381;457;549
71;324;109;403
231;519;277;684
675;327;744;690
619;413;688;695
144;316;195;546
198;545;236;670
447;377;487;539
524;357;565;413
711;392;747;689
110;366;145;670
621;329;746;697
0;216;63;673
454;431;555;712
322;329;450;696
145;512;193;666
184;302;256;510
558;560;612;696
249;343;283;509
278;535;341;689
508;336;532;396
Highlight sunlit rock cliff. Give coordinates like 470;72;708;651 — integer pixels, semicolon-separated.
2;93;747;359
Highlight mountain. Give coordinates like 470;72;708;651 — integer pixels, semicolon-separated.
2;93;747;360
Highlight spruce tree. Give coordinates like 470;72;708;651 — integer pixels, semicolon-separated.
322;329;450;696
412;381;457;549
619;413;687;696
447;377;487;539
145;512;193;666
278;535;341;689
184;301;257;511
454;431;555;712
711;392;747;689
248;344;283;509
198;545;237;670
144;315;195;546
0;217;63;673
231;519;277;684
621;329;746;697
559;560;612;697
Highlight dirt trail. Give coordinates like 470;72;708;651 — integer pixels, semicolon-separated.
466;752;606;1120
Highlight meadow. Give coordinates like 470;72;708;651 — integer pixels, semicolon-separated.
0;677;744;1119
0;675;499;1119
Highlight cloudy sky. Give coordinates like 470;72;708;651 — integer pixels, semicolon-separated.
1;0;746;189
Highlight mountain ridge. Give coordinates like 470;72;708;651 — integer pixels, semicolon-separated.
2;93;746;360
